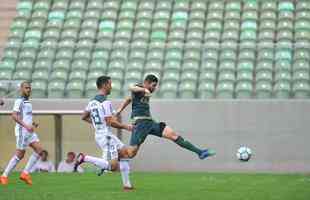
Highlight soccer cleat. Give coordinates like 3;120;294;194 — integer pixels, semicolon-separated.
123;186;135;192
0;176;8;185
74;153;85;172
20;172;32;185
199;149;216;160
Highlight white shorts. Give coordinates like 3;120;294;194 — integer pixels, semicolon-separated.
95;134;124;160
15;127;40;150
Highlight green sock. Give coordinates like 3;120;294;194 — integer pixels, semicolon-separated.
174;136;202;156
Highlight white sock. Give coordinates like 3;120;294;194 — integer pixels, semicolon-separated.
119;159;132;188
23;152;40;174
2;155;21;177
84;155;109;170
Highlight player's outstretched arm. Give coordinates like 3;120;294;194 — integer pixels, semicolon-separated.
129;85;150;94
81;111;92;124
105;116;132;132
116;96;132;116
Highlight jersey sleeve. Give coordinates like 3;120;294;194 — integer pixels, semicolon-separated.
12;99;22;112
102;101;113;117
84;103;91;112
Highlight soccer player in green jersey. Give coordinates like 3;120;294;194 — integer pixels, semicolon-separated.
116;74;216;160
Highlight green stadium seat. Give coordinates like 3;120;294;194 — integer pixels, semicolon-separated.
61;28;79;39
41;38;58;49
69;71;87;82
256;81;272;98
110;81;122;98
31;81;47;98
19;48;37;60
256;71;273;83
0;70;13;80
48;10;66;21
160;81;178;99
71;59;89;71
50;70;68;81
89;59;108;71
275;60;291;72
66;81;84;98
53;59;71;72
0;81;10;96
28;18;46;29
85;81;97;98
262;2;277;11
56;49;74;60
209;2;224;11
236;81;253;99
274;81;291;99
217;82;234;99
275;70;291;83
87;70;105;81
0;59;16;71
64;19;81;29
32;70;49;82
34;1;51;11
3;48;19;60
48;80;65;98
44;28;61;39
207;10;223;20
293;61;309;73
34;59;52;71
293;82;310;98
13;70;32;81
218;71;235;84
197;81;215;99
179;82;196;99
164;60;182;73
74;49;92;61
162;71;179;83
183;60;200;72
16;59;34;71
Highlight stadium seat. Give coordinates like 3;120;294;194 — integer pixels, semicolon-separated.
66;81;84;98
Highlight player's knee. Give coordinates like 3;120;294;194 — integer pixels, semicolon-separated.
109;160;119;171
127;149;137;158
16;152;25;160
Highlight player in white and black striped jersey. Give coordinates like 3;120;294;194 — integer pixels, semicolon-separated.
0;81;44;186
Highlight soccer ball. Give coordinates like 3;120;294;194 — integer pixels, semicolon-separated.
236;146;252;161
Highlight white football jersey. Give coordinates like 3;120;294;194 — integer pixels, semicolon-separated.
85;96;114;135
13;97;33;132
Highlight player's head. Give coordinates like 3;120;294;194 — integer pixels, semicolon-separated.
143;74;158;93
20;81;31;98
40;150;49;161
66;152;76;163
96;75;112;95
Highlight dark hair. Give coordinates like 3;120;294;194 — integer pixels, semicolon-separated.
40;150;48;156
144;74;158;83
96;75;111;89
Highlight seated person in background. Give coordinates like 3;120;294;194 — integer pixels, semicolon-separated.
57;152;83;173
31;150;55;173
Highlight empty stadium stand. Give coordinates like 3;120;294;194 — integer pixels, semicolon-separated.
0;0;309;99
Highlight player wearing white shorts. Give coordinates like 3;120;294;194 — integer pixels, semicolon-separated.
74;76;134;191
1;81;44;186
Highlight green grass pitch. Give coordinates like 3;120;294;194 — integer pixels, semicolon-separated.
1;172;310;200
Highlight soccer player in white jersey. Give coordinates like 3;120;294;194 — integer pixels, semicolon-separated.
0;81;44;186
74;75;134;191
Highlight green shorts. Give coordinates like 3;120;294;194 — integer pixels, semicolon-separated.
130;119;166;146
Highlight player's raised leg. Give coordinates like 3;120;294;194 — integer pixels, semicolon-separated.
162;126;216;160
0;150;25;185
74;153;110;171
20;140;43;185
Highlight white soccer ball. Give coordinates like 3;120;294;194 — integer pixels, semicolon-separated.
236;146;252;161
